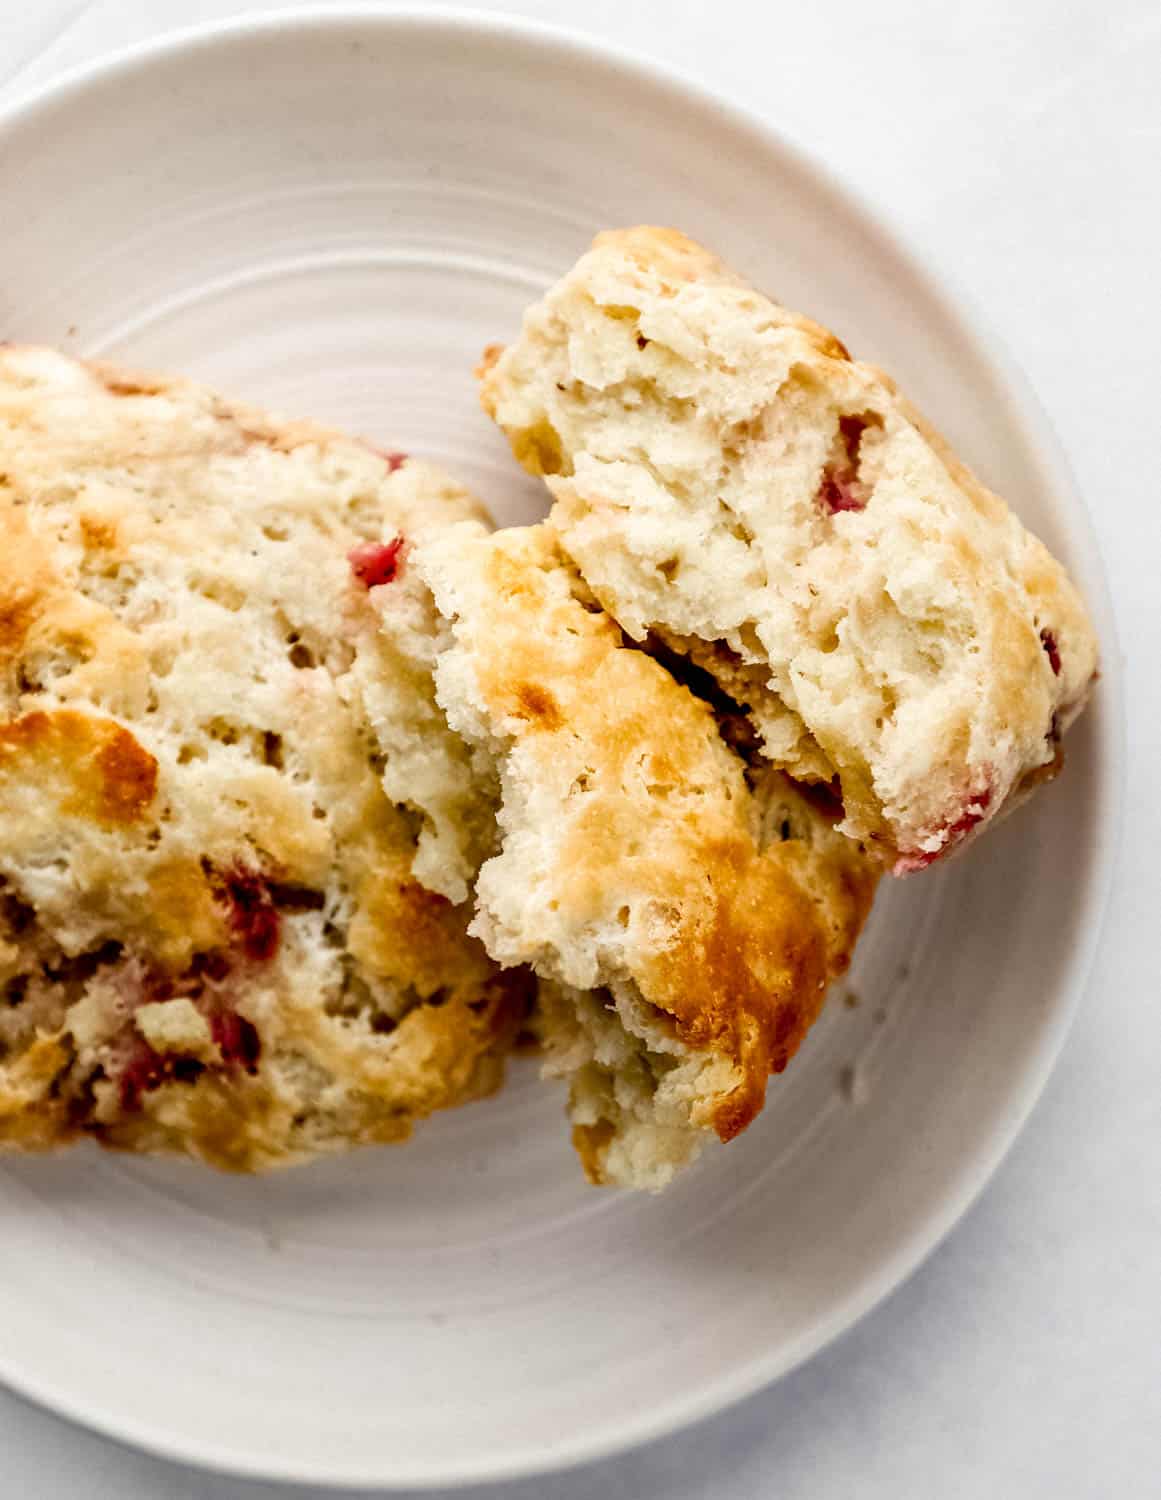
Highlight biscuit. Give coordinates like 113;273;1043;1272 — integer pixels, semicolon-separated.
0;347;529;1168
372;522;876;1189
479;227;1099;870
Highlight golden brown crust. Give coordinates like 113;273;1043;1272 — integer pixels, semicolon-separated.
0;709;158;826
0;1035;74;1150
649;855;827;1138
423;525;876;1146
572;1119;616;1184
0;504;57;659
475;344;504;384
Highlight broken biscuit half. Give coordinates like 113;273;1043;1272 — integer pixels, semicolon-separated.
479;227;1098;872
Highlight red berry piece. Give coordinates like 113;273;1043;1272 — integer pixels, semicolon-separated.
361;441;408;472
818;415;874;515
210;1011;262;1074
1040;627;1062;676
348;537;406;588
223;869;280;962
818;474;865;514
894;786;993;874
118;1043;168;1111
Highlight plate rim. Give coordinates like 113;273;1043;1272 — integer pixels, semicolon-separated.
0;5;1125;1489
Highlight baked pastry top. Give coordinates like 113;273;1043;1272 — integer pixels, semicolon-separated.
0;347;529;1168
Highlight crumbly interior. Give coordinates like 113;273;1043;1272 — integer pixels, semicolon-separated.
0;348;527;1168
534;983;732;1191
372;521;876;1189
479;226;1099;870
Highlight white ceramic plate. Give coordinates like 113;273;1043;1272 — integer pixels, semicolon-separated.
0;8;1121;1489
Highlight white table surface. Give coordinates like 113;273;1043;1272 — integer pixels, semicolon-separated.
1;2;1157;1496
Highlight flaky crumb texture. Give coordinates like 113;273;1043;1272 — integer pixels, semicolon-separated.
0;347;529;1169
479;226;1099;871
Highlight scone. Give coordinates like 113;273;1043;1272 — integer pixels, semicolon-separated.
0;347;530;1168
478;227;1099;872
371;521;876;1189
